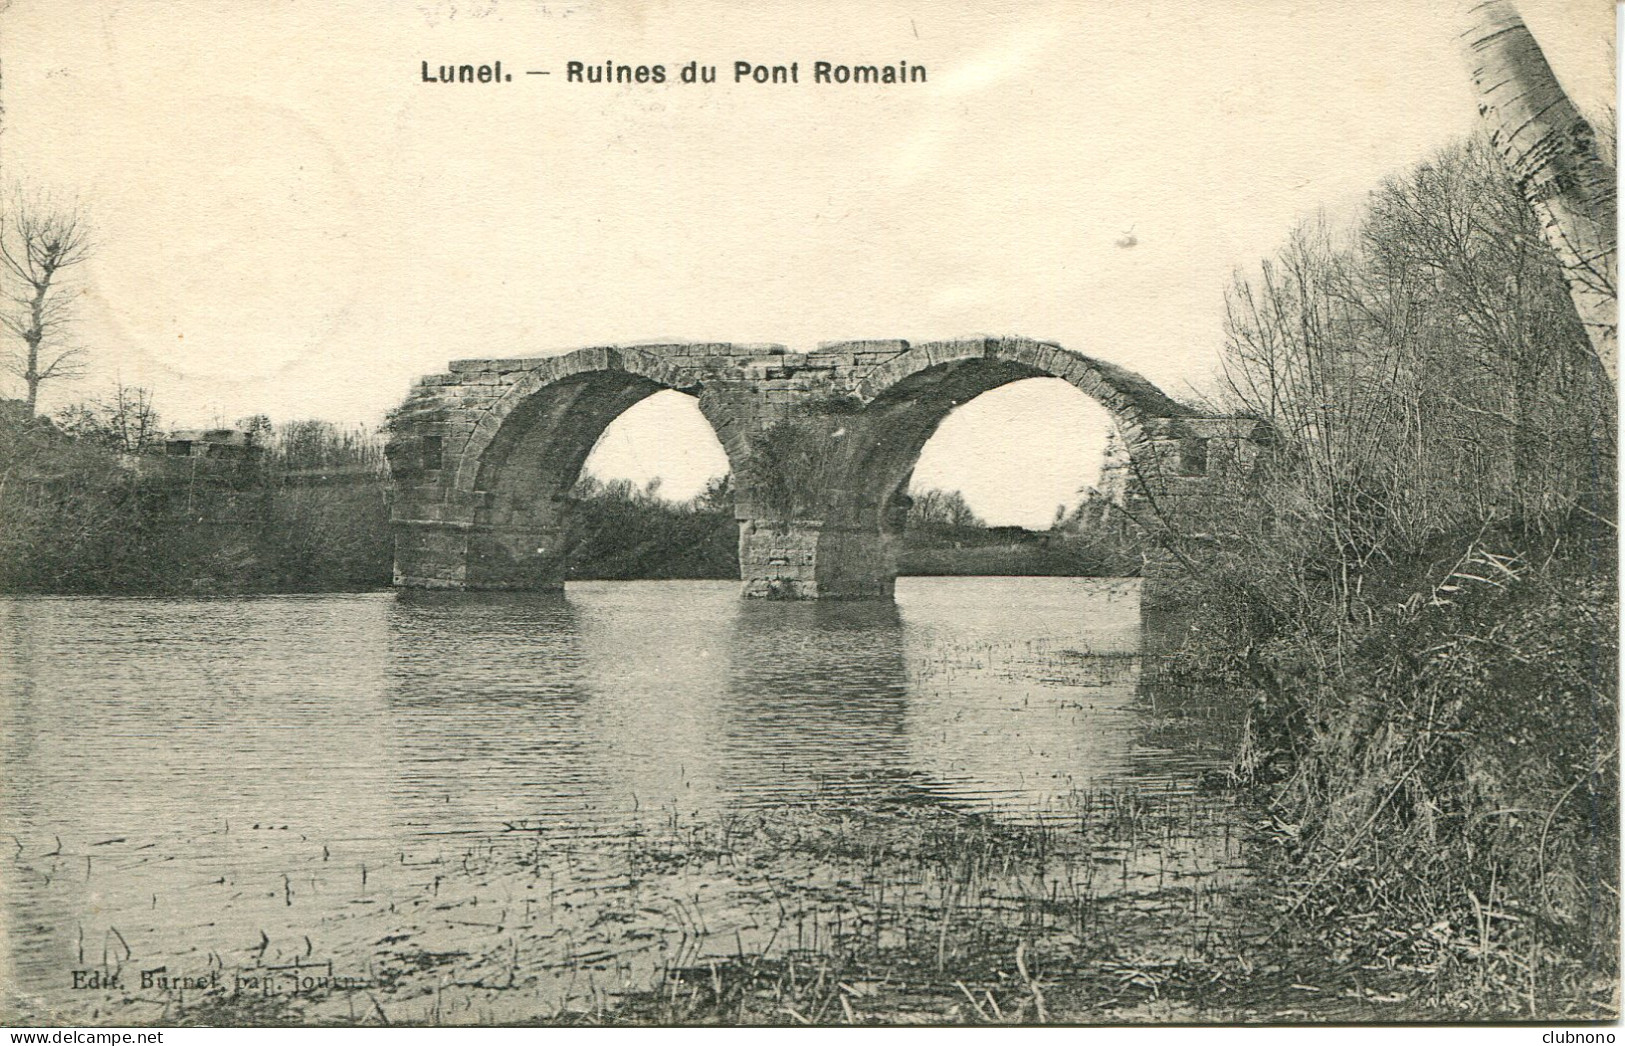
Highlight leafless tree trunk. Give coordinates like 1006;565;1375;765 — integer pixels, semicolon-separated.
0;194;92;415
1458;0;1617;388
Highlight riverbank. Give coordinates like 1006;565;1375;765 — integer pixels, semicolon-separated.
7;778;1528;1027
1132;125;1622;1022
1158;523;1619;1022
0;418;394;594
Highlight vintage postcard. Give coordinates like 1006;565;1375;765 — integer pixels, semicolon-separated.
0;0;1617;1033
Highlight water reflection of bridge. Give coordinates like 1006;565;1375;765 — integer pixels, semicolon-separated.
383;580;1186;824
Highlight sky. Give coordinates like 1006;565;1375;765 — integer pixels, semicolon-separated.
2;0;1614;525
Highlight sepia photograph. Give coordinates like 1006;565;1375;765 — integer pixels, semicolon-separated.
0;0;1617;1032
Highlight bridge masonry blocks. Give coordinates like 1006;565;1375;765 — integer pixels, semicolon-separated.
385;338;1265;599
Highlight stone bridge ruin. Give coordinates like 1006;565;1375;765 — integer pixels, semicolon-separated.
385;337;1264;599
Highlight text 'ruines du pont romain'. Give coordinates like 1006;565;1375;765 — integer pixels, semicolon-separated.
419;60;928;87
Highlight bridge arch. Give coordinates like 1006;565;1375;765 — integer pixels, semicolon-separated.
420;346;746;589
751;337;1205;598
452;346;706;496
852;337;1197;447
847;338;1198;521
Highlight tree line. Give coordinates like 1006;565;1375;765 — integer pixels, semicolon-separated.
0;379;1154;594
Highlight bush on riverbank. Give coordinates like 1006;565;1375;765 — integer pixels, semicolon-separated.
1220;527;1617;1016
558;474;739;580
1163;132;1618;1017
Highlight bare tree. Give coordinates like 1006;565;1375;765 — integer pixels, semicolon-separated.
1213;134;1607;627
55;384;161;454
0;193;93;415
906;488;984;529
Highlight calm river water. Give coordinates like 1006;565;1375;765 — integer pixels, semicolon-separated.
2;578;1248;1024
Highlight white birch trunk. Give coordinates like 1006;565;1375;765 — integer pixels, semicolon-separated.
1458;0;1617;389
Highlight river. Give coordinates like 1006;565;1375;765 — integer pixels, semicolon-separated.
1;578;1253;1025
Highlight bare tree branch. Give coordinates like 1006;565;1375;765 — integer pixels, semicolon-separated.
0;189;93;415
